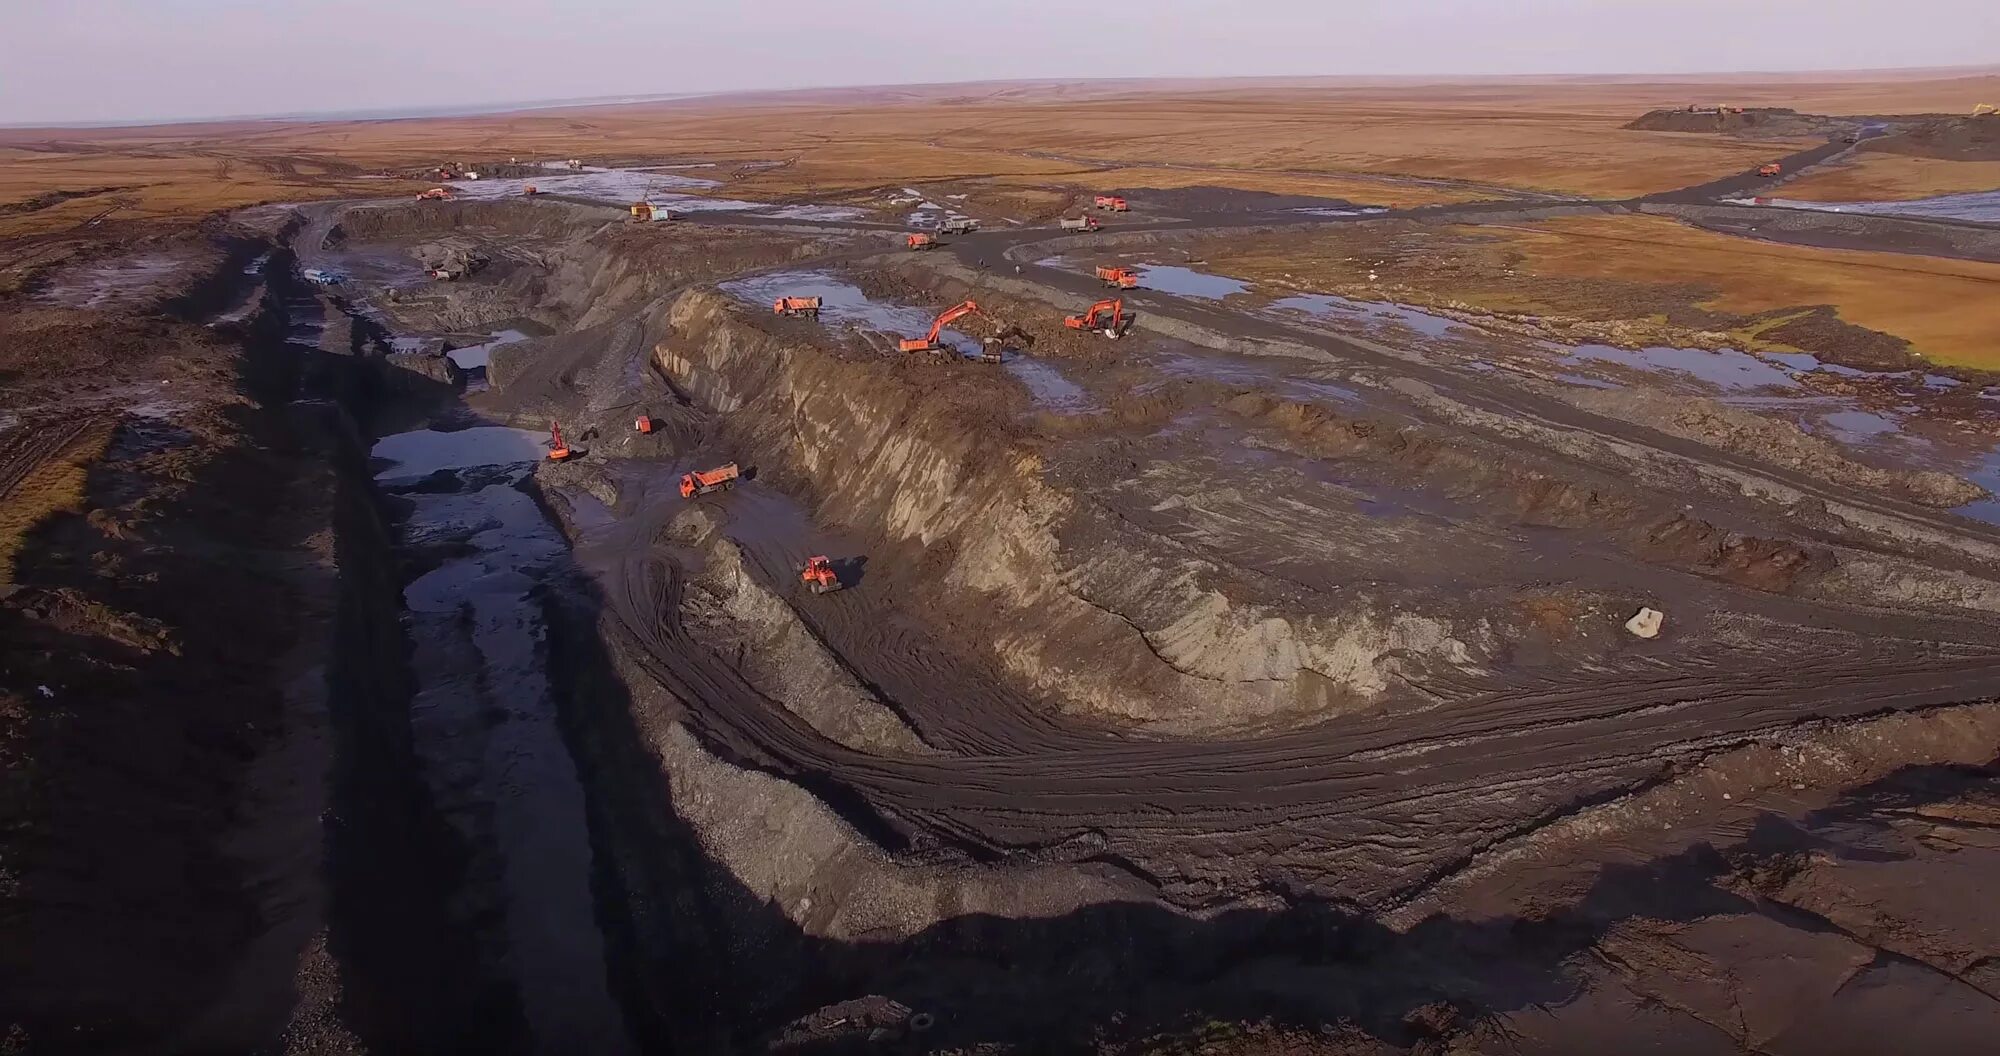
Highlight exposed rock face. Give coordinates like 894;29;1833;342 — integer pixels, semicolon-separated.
382;348;463;391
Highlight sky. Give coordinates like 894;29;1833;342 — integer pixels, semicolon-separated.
2;0;1996;125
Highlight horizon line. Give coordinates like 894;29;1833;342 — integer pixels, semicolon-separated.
4;62;1995;133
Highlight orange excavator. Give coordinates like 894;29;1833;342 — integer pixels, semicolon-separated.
773;295;822;317
1095;265;1139;289
800;555;842;595
547;421;573;461
1064;298;1128;338
679;462;740;499
899;300;980;354
907;233;938;251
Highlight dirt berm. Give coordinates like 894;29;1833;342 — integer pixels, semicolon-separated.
1864;114;2000;160
1624;107;1851;137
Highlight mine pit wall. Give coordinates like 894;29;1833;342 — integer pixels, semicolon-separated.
332;199;850;336
258;253;513;1048
536;491;1156;1052
0;238;473;1051
653;288;1388;730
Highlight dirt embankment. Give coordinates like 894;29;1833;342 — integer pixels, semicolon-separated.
331;197;614;246
1624;107;1847;138
0;251;361;1051
655;290;1206;723
1864;114;2000;160
648;283;1908;736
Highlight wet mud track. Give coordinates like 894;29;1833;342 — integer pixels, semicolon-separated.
0;416;95;502
290;175;2000;1047
642;197;2000;906
602;522;2000;903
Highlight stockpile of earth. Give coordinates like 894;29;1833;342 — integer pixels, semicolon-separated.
1865;114;2000;160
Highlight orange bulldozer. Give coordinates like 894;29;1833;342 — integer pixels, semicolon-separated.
800;555;843;594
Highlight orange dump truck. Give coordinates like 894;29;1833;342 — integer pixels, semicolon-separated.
1093;195;1130;212
679;462;740;499
1095;265;1139;289
907;233;937;250
773;296;823;317
1757;163;1781;177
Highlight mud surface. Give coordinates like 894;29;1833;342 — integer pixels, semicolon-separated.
11;125;2000;1055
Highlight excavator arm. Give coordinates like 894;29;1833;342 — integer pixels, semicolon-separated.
900;300;981;353
927;301;980;343
1065;298;1125;335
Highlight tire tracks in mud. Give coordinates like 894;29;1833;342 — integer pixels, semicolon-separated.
0;416;95;505
607;528;2000;902
715;494;1088;756
643;171;2000;901
416;157;2000;904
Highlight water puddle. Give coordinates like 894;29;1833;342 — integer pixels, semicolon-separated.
1152;349;1362;405
35;251;197;310
1289;207;1390;218
446;328;530;370
1137;263;1252;300
1727;190;2000;225
366;408;632;1049
378;456;631;1052
1266;292;1466;339
1953;448;2000;524
1004;357;1092;412
1565;343;1798;392
1813;409;1903;443
717;270;988;357
371;426;548;480
447;165;866;221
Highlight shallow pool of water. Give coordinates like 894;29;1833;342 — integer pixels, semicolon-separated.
448;166;865;221
1566;343;1798;392
1003;357;1092;411
371;426;549;480
1953;447;2000;524
447;329;530;370
1814;408;1904;443
1289;207;1390;218
718;271;987;357
1139;264;1252;300
1736;190;2000;225
1153;351;1362;404
1266;292;1465;340
384;463;633;1051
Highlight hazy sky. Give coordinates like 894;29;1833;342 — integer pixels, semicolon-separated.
3;0;1995;125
